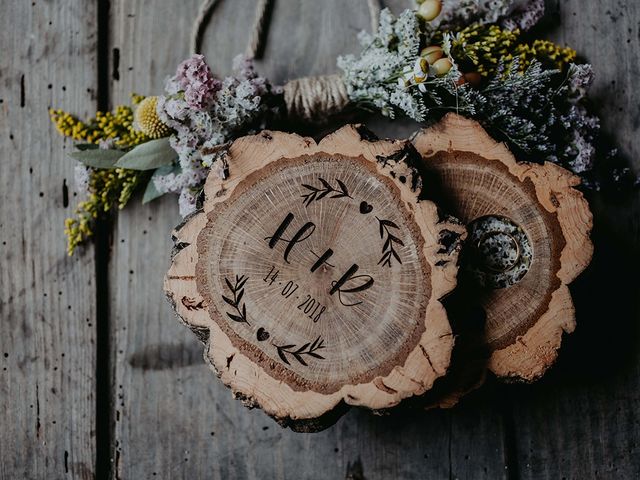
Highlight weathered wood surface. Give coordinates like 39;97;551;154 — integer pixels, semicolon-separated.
1;0;639;478
509;1;640;478
0;1;98;478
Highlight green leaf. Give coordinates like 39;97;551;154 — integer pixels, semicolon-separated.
115;137;177;170
75;143;99;151
141;178;163;204
69;148;125;169
141;164;180;204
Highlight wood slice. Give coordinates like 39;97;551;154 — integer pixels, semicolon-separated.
416;289;489;409
164;126;465;430
413;114;593;383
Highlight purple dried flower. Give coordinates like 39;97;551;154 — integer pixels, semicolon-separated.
567;63;595;100
154;54;276;216
501;0;545;32
175;54;221;110
566;130;596;173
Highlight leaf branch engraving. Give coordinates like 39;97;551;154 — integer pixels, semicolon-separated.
222;275;249;325
376;217;404;267
274;336;326;366
301;177;352;207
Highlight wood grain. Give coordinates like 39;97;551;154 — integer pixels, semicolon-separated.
108;2;213;477
0;1;98;478
414;114;593;382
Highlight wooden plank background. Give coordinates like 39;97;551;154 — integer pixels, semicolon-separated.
0;1;98;479
1;0;638;478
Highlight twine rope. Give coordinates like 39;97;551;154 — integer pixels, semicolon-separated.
283;74;350;122
190;0;219;54
246;0;273;59
367;0;381;33
192;0;380;120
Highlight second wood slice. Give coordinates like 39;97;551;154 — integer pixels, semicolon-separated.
165;126;465;430
414;114;593;387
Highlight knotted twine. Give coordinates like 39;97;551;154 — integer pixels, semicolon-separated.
191;0;379;122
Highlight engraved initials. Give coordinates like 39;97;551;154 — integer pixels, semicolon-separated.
265;213;315;263
266;212;375;305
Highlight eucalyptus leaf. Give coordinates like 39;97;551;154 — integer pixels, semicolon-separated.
69;148;125;169
142;164;181;204
115;137;177;170
141;178;163;205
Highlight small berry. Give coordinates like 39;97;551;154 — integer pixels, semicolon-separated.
464;72;482;87
421;45;444;65
432;58;453;76
417;0;442;22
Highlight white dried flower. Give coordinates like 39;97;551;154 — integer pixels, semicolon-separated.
98;138;116;150
178;189;197;217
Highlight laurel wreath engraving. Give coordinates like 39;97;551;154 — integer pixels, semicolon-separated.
377;217;404;267
222;275;249;324
221;275;326;367
301;177;352;206
273;336;326;366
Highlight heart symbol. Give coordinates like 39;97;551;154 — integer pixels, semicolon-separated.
256;327;270;341
359;201;373;214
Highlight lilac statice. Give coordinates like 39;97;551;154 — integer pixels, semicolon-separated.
178;189;198;218
501;0;545;32
567;63;595;100
202;55;271;152
565;126;597;173
155;54;274;217
435;0;511;29
174;54;221;111
462;59;601;179
433;0;544;32
558;64;600;173
154;95;211;215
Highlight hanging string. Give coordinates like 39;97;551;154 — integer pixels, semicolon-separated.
367;0;381;33
190;0;220;54
246;0;273;59
192;0;380;57
191;0;381;119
